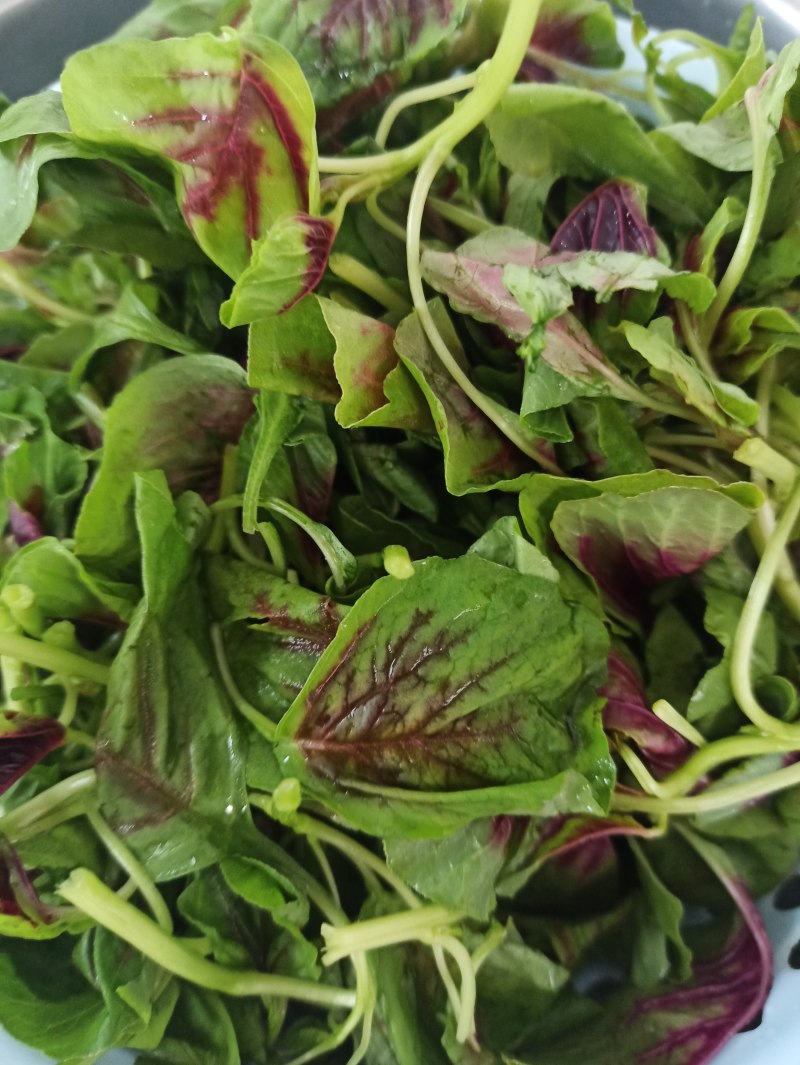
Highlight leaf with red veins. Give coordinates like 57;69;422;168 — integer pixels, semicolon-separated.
252;0;467;107
551;181;659;256
221;212;336;327
0;713;66;796
62;32;318;279
276;554;611;808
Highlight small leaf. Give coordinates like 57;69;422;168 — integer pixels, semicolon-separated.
551;181;658;255
221;212;336;327
0;712;65;797
248;295;339;403
318;299;431;431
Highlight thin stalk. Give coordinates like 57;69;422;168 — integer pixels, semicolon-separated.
327;253;411;316
428;197;492;234
426;934;476;1043
59;868;357;1010
732;476;800;739
703;88;773;342
0;631;110;685
646;446;715;477
613;757;800;816
256;522;287;576
676;300;718;380
211;626;277;743
87;811;173;933
375;72;478;147
365;192;407;241
525;45;650;104
322;906;462;965
0;259;91;325
0;770;96;841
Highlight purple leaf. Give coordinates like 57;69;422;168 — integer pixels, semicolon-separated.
601;649;691;775
551;181;659;256
0;712;66;796
8;501;43;547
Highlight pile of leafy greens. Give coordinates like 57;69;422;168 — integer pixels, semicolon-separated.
2;0;800;1062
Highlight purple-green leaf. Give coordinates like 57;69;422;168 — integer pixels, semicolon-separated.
318;299;432;431
221;212;336;327
249;0;469;108
248;295;339;403
393;300;541;494
61;32;318;279
0;712;66;797
276;554;613;836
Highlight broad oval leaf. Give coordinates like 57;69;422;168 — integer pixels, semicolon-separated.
62;32;319;279
0;712;66;797
276;554;613;834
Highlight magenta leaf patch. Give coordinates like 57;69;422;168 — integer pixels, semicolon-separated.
62;32;319;278
551;181;659;255
0;713;66;796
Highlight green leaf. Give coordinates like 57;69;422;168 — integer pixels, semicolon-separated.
112;0;247;41
319;299;432;431
62;32;319;279
135;985;241;1065
393;301;534;495
384;819;511;920
568;397;653;477
248;295;339;403
95;473;248;880
623;317;759;426
275;554;612;837
702;21;766;121
487;84;713;226
75;354;253;573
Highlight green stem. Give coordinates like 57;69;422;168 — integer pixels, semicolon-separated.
0;770;96;841
59;868;357;1010
256;522;286;575
646;446;716;477
375;72;478;147
87;811;173;933
327;253;411;316
322;905;462;965
0;259;91;325
0;630;110;685
731;476;800;740
428;197;492;235
613;757;800;816
525;44;650;104
676;300;718;380
703;88;773;343
365;192;407;241
210;626;277;743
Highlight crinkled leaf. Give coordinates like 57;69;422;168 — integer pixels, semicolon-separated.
318;299;431;431
421;227;550;340
249;0;469;108
393;301;535;494
75;354;253;574
62;32;319;279
276;554;612;837
221;212;336;326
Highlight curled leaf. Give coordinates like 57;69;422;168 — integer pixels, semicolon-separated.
0;712;66;797
551;181;659;255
